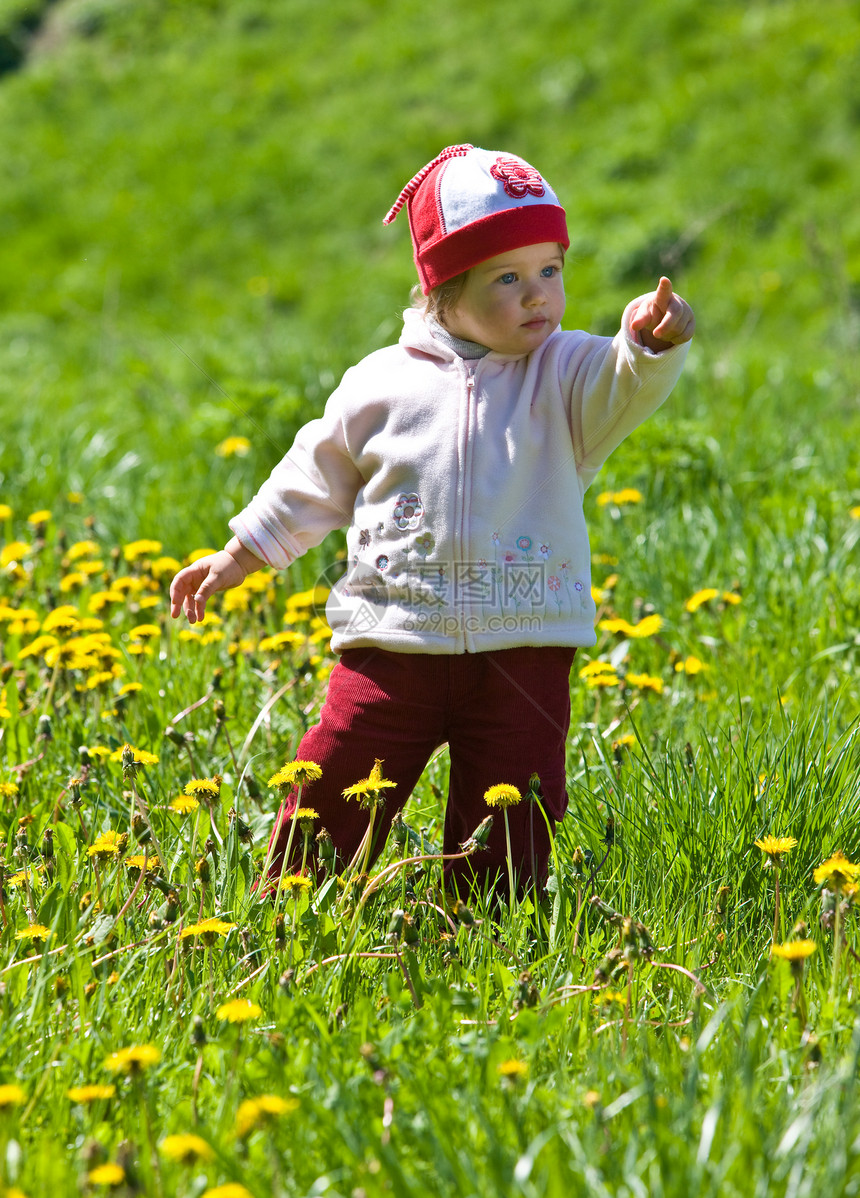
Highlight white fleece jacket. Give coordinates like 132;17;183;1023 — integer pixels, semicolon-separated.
230;304;689;654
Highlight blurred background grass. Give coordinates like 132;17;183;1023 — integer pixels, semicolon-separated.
0;0;858;617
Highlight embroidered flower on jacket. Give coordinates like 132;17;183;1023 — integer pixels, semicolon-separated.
375;555;389;571
491;531;501;546
414;532;434;556
548;575;561;592
392;493;423;530
516;535;532;552
358;529;371;549
539;543;552;559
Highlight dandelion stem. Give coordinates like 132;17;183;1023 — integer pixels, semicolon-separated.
503;809;516;913
773;867;781;942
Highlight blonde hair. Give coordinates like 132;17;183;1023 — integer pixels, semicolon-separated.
409;270;470;326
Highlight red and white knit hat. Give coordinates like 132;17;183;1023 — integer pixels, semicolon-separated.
384;144;569;294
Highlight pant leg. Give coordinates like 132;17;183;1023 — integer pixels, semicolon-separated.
266;648;447;879
442;646;575;894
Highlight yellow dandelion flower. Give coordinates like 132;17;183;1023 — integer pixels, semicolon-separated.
129;623;161;641
0;541;30;569
685;588;719;613
598;614;662;638
184;777;222;799
87;830;126;860
0;503;12;520
118;682;142;696
585;672;619;689
268;760;323;788
159;1133;215;1164
67;540;100;561
754;836;797;861
108;745;159;765
180;918;236;945
26;509;52;525
148;555;182;578
122;539;162;562
60;573;87;592
88;591;125;613
342;759;397;807
0;1084;26;1108
814;850;860;893
168;794;200;815
201;1185;255;1198
16;635;59;661
278;874;312;897
771;940;816;962
497;1059;528;1082
850;505;860;520
578;659;616;678
77;559;106;576
0;781;19;799
597;488;642;507
483;783;523;809
216;998;262;1024
187;547;218;563
67;1084;116;1103
625;672;664;693
124;855;159;872
675;656;706;675
286;585;329;611
15;923;51;942
215;436;251;458
258;630;305;653
235;1093;298;1137
583;1090;602;1109
103;1045;160;1075
87;1163;125;1187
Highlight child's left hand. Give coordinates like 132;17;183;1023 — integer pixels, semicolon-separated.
630;276;695;352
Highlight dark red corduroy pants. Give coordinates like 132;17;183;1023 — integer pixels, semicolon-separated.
266;645;576;893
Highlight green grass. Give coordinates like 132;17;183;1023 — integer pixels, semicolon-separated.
1;0;860;1193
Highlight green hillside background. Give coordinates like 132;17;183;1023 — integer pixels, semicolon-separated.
0;0;858;555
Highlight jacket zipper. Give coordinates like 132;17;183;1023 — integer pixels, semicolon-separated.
460;365;477;651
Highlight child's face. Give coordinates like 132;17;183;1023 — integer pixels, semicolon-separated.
443;242;565;355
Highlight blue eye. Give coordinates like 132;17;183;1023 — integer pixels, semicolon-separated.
499;272;516;284
541;265;558;278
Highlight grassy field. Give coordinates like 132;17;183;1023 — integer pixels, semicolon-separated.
1;0;860;1194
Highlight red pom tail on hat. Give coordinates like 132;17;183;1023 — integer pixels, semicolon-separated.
382;144;474;224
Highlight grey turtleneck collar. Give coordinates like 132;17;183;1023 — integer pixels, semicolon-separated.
428;317;491;360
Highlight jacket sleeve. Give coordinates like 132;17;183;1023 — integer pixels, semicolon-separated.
228;382;363;569
564;296;690;490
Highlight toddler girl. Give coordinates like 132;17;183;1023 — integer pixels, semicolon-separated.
170;143;695;894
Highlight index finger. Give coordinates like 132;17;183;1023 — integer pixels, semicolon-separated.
654;276;674;306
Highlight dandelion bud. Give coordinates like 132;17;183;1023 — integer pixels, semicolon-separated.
37;714;53;742
195;856;210;883
316;827;335;862
461;814;493;855
191;1015;206;1048
212;667;224;691
390;812;408;847
79;745;91;767
279;968;294;993
163;890;180;923
528;772;542;796
164;725;185;747
131;812;151;843
213;698;226;724
604;816;615;848
42;826;54;862
514;971;539;1010
274;915;286;947
572;846;585;876
450;899;474;927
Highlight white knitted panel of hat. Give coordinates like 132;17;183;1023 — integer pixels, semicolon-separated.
438;150;561;234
